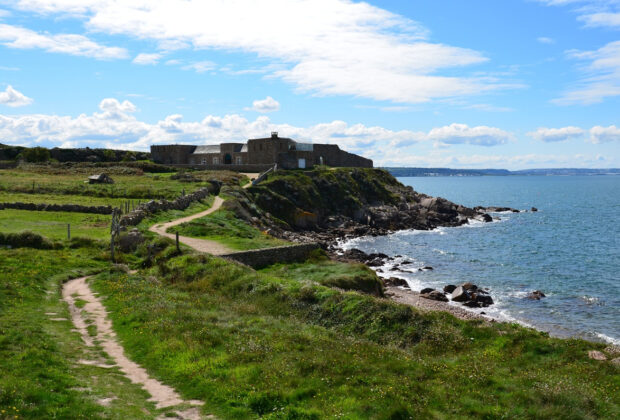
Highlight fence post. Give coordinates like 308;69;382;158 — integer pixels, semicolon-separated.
176;231;180;252
67;224;70;240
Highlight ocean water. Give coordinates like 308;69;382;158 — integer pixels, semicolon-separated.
342;176;620;345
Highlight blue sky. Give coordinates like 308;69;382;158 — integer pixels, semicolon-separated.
0;0;619;169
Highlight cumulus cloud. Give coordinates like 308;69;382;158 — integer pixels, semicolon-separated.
0;23;127;59
527;126;585;142
426;123;514;147
589;125;620;143
0;85;33;107
251;96;280;113
10;0;509;103
132;53;161;65
0;98;515;158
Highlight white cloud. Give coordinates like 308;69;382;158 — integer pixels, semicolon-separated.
0;9;11;18
538;0;620;28
132;53;161;65
0;98;514;154
589;125;620;142
0;23;128;59
527;126;585;142
0;85;33;107
181;61;216;73
537;37;556;44
251;96;280;113
10;0;509;103
580;12;620;27
554;40;620;104
426;123;514;147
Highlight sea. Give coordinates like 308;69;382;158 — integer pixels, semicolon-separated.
341;175;620;345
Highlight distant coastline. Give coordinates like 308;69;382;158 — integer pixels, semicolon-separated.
384;167;620;177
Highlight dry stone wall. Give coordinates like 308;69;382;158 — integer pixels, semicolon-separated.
0;202;114;214
222;243;320;269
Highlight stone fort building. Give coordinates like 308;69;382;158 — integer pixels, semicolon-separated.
151;132;373;171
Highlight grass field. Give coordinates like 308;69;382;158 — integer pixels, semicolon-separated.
168;209;289;250
0;191;134;207
0;245;172;419
0;209;111;240
0;170;199;200
90;249;619;419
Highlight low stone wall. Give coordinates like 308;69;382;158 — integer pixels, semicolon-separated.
120;187;211;227
0;202;114;214
222;243;320;269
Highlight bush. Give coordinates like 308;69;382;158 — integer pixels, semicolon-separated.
20;147;51;163
0;231;54;249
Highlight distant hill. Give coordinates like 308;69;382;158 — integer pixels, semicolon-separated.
384;167;620;177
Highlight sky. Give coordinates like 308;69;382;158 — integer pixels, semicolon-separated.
0;0;619;169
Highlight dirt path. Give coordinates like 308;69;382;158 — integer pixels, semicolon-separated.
148;176;256;255
63;276;210;419
148;196;233;255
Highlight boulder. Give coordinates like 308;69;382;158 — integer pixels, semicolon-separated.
420;287;435;294
461;282;478;291
420;290;449;302
117;228;144;252
341;248;369;262
421;266;434;271
385;277;408;287
527;290;546;300
443;284;457;294
463;300;482;308
588;350;607;361
473;293;494;306
531;207;538;212
451;286;470;302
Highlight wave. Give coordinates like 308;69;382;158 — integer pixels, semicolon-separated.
596;333;620;346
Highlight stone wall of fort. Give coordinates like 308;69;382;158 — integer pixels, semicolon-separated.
151;145;196;165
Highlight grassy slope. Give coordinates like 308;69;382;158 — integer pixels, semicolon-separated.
0;209;111;240
260;251;384;296
168;209;289;250
0;246;165;419
92;251;620;419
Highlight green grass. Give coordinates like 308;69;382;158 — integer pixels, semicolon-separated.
0;209;111;240
91;250;620;419
0;169;204;200
0;245;187;419
0;191;135;207
167;209;289;250
260;250;384;296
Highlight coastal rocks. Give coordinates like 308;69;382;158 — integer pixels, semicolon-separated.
531;207;538;212
451;286;470;302
420;290;449;302
443;284;457;294
420;287;435;294
450;283;494;307
384;277;408;287
475;206;521;213
527;290;546;300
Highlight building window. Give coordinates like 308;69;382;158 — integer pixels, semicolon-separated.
213;157;219;164
201;158;206;165
236;156;242;164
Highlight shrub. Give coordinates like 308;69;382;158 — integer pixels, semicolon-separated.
20;147;51;163
0;231;54;249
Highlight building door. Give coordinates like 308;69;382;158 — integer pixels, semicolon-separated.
298;158;306;169
224;153;232;164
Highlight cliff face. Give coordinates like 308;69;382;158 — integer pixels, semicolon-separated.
239;168;490;239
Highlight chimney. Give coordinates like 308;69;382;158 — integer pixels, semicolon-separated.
271;131;278;138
